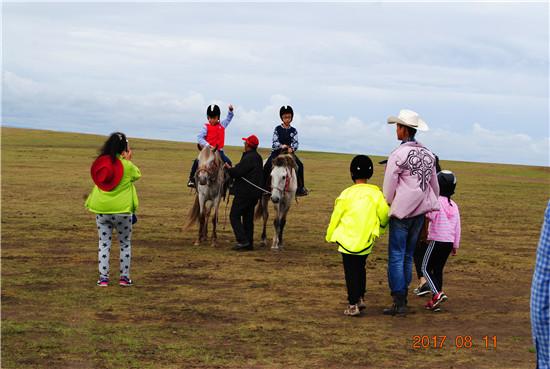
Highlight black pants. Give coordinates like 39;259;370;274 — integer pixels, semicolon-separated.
295;155;305;189
263;152;305;189
421;241;453;294
341;253;369;305
230;196;258;246
414;241;428;279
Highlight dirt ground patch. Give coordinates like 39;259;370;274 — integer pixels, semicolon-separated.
2;128;546;369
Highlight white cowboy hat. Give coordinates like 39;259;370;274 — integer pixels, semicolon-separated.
387;109;429;131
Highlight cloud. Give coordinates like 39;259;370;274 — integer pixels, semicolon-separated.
5;70;547;166
423;124;549;166
1;3;548;166
3;71;45;97
237;103;549;166
68;28;263;64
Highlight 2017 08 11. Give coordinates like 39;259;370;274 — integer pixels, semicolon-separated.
411;335;497;350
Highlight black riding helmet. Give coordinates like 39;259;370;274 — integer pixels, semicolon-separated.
438;170;457;197
350;155;373;180
207;104;221;118
279;105;294;119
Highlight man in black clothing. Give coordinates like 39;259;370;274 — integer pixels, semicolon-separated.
226;135;264;251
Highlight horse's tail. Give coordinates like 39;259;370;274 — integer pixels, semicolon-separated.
185;195;201;229
254;196;265;220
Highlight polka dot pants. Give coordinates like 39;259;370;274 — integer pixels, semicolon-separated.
96;214;133;279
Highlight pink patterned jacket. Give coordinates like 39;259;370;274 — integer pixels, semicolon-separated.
383;141;440;219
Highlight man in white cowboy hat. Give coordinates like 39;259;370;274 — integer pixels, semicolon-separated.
382;109;440;316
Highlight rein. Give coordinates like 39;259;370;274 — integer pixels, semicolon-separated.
238;167;292;197
241;177;272;195
284;168;291;192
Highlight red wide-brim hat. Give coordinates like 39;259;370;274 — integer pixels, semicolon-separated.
90;155;124;191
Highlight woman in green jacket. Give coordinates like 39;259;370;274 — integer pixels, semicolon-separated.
85;132;141;287
326;155;390;316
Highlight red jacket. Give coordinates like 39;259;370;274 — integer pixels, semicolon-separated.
205;123;225;149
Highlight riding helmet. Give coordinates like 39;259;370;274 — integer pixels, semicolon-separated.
350;155;373;180
279;105;294;119
207;104;221;118
438;170;457;197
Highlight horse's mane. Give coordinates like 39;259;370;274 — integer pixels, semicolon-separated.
198;146;221;167
272;154;296;169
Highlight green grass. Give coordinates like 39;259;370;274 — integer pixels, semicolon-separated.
2;127;549;368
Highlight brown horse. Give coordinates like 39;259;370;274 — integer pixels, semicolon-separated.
255;153;297;250
186;146;227;246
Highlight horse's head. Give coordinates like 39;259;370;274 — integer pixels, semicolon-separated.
270;154;297;203
196;146;221;186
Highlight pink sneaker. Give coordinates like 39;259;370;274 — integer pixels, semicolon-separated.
96;277;109;287
119;276;133;287
432;292;448;308
425;292;447;311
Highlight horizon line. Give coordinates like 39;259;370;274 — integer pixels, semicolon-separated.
2;124;549;169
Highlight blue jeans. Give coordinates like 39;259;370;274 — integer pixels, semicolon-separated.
387;215;425;296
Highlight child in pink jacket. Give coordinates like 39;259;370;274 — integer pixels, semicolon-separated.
422;170;461;312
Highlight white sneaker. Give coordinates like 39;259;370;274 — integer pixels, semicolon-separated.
344;304;360;316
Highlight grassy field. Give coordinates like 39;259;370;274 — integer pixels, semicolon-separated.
2;127;549;369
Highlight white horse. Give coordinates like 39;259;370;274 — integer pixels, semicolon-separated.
255;153;297;251
186;146;227;246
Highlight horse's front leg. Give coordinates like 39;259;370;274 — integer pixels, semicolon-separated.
194;193;206;245
211;198;221;247
278;212;287;250
203;201;212;242
194;213;204;246
271;204;281;251
271;217;279;250
261;196;268;247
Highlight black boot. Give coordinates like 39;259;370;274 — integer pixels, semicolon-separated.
383;296;398;316
188;160;198;188
383;294;407;316
232;242;252;251
296;187;309;197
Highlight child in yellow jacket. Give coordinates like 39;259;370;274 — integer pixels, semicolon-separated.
326;155;390;316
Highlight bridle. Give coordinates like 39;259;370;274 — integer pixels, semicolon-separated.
271;167;293;195
197;159;221;184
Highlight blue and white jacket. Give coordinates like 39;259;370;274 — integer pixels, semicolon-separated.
272;124;299;154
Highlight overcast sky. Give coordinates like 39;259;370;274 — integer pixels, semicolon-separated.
2;2;549;166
